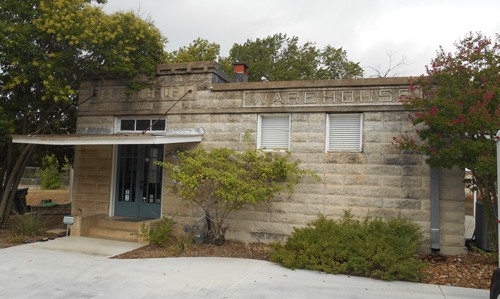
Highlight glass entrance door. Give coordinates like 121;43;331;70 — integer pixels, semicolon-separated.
114;144;163;219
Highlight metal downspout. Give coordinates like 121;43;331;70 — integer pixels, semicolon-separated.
495;130;500;267
430;167;440;251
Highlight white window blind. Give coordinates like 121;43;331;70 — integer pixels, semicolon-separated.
327;114;362;152
259;115;290;150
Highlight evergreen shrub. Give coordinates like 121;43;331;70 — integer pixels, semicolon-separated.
269;211;428;282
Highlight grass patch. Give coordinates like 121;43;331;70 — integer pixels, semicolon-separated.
12;213;45;236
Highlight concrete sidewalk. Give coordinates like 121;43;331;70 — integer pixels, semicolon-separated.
0;237;489;299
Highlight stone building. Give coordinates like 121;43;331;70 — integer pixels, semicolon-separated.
13;61;466;254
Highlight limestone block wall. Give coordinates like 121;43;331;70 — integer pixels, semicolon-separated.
162;109;458;250
72;145;113;216
161;107;465;254
74;62;466;254
77;62;230;119
439;167;466;255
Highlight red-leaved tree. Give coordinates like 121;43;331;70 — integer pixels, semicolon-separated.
395;32;499;246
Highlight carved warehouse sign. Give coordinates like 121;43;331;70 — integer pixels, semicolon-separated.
243;87;415;108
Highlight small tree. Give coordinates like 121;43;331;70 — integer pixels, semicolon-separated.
38;154;62;190
160;146;318;244
395;32;499;247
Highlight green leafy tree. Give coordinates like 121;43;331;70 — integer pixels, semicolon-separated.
317;45;365;79
0;0;166;224
228;33;363;81
395;32;499;246
160;146;318;244
38;154;63;190
167;38;221;63
166;38;235;80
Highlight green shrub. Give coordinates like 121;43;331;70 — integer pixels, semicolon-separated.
171;234;194;254
269;211;428;282
38;154;61;190
12;213;44;236
139;215;176;247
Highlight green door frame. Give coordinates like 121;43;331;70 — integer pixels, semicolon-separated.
114;144;163;219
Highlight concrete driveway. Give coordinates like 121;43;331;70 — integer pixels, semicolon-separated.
0;237;489;299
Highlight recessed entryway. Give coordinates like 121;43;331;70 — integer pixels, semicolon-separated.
114;144;163;219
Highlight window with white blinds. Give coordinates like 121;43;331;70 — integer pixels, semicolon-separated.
326;113;362;152
258;115;290;150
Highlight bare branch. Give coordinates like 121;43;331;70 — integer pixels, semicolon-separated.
366;51;411;78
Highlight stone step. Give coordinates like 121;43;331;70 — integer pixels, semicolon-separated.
97;217;146;231
87;226;138;242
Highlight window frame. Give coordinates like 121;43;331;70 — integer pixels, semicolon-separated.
325;113;363;153
257;114;291;151
115;117;166;133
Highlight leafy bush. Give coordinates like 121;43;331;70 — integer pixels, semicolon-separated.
139;215;176;247
269;211;428;282
160;146;318;244
12;213;44;236
38;154;61;190
170;234;194;255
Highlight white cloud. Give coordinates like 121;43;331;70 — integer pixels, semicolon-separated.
103;0;500;77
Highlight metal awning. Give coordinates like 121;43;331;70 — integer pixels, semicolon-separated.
11;128;204;145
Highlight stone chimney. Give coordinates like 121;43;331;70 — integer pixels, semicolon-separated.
232;62;249;82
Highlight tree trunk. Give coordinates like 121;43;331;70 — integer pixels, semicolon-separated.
0;143;35;225
0;151;7;190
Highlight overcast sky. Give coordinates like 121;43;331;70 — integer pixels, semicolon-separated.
102;0;500;77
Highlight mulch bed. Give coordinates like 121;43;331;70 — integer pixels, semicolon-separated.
113;240;497;290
